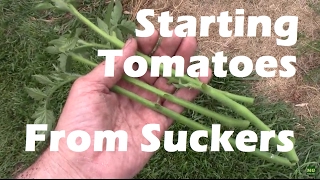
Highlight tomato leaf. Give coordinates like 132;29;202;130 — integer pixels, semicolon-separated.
45;46;60;54
25;87;47;100
34;2;55;10
105;0;114;27
110;0;123;26
97;17;109;34
32;75;53;85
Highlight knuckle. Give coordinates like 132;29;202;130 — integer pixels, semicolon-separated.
73;76;87;87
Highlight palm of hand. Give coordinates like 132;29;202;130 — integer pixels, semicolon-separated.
55;78;171;178
53;31;212;178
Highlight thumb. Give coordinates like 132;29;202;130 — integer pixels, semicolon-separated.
83;38;138;88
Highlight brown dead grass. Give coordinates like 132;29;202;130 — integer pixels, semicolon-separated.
123;0;320;126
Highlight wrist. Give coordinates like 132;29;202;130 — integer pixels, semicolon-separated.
16;148;85;179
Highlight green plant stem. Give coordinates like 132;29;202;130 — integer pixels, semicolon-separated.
194;82;298;163
77;39;110;49
72;40;111;53
69;53;298;164
111;85;295;167
122;75;250;129
65;3;298;163
69;53;98;67
69;53;249;129
66;4;254;105
68;5;124;48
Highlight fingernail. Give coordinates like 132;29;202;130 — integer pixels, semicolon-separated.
124;38;133;48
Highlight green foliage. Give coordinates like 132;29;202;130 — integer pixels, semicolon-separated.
32;106;55;138
25;0;136;138
25;73;80;138
35;0;76;11
51;0;70;11
34;2;55;10
25;87;48;100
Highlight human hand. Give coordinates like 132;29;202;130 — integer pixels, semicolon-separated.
17;30;212;179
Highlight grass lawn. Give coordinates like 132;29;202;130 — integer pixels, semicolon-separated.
0;0;319;178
